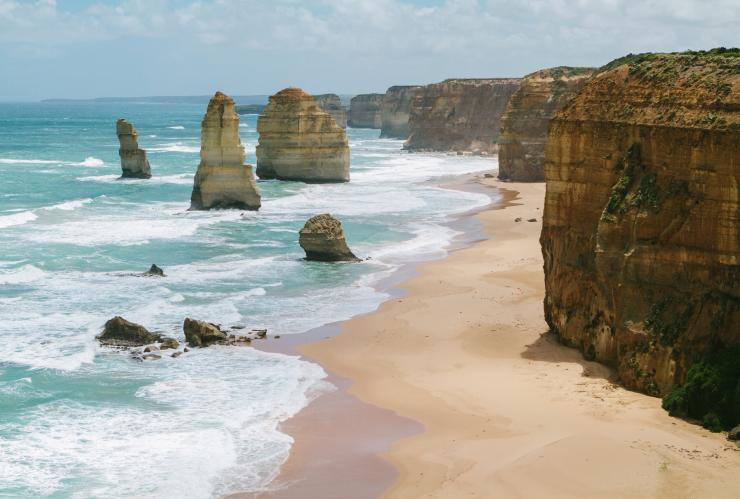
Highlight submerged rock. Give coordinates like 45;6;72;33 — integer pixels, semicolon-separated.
190;91;261;211
159;337;179;350
299;214;359;262
97;316;162;347
349;93;383;128
116;119;151;179
142;264;165;277
313;94;348;128
183;318;228;347
256;87;350;182
380;85;419;139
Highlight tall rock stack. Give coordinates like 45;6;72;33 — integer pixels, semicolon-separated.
498;67;594;182
348;94;383;128
380;85;419;139
405;78;521;154
190;91;261;211
313;94;348;128
540;50;740;396
256;87;350;183
116;119;151;179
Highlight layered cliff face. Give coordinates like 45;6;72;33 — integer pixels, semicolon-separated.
313;94;348;128
380;85;419;139
256;87;350;182
190;91;261;210
541;50;740;396
498;67;594;182
349;94;383;129
405;78;521;153
116;119;151;179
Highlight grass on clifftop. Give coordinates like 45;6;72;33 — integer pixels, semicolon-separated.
663;345;740;432
601;47;740;72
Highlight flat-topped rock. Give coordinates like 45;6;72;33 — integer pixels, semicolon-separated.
256;87;350;183
97;316;162;347
299;214;359;262
498;67;594;182
313;94;348;128
190;91;261;210
349;94;383;128
380;85;419;139
116;119;151;179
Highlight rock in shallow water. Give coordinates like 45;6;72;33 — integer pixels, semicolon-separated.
142;264;165;277
183;318;228;347
299;214;359;262
97;316;162;347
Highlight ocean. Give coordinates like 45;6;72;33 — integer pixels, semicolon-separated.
0;101;495;498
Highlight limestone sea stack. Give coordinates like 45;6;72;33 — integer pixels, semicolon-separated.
256;87;350;182
313;94;348;128
116;119;151;179
498;67;594;182
348;94;383;128
540;49;740;397
380;85;419;139
405;78;522;154
190;92;261;210
299;214;359;262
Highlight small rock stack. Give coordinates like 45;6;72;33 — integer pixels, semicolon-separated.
299;214;359;262
256;87;350;183
190;91;261;210
116;119;151;179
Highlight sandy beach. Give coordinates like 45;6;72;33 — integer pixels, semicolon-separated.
251;174;740;499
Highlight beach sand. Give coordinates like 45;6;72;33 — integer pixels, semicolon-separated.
249;175;740;498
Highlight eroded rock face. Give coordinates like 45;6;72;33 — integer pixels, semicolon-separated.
380;85;419;139
183;318;228;347
116;119;151;179
313;94;348;128
299;214;359;262
190;91;261;210
349;94;383;129
540;50;740;396
98;316;162;347
405;78;521;153
498;67;594;182
256;87;350;182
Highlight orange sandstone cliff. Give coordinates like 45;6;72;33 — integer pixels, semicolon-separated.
498;67;594;182
540;50;740;396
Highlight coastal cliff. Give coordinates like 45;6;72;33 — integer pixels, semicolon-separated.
498;67;594;182
380;85;419;139
190;91;261;210
349;94;383;129
256;87;350;182
405;78;521;153
116;119;151;179
540;50;740;401
313;94;348;128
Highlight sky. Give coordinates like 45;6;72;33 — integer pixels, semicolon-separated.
0;0;737;100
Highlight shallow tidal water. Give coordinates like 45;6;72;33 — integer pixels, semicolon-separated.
0;102;495;498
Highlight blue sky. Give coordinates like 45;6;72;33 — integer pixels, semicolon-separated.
0;0;737;100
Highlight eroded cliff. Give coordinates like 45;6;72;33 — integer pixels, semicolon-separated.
349;94;383;129
498;67;594;182
405;78;521;153
541;49;740;397
313;94;348;128
380;85;419;139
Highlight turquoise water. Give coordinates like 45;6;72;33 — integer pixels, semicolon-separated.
0;102;495;498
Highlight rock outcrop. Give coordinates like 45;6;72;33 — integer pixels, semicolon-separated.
256;87;350;182
498;67;594;182
190;91;261;210
183;318;228;347
116;119;151;179
405;78;521;153
380;85;419;139
349;94;383;128
97;316;162;347
313;94;348;128
299;214;359;262
540;49;740;396
142;264;165;277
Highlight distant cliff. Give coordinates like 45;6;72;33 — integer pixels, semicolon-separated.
380;85;419;139
349;94;383;129
541;50;740;402
313;94;348;128
404;78;521;153
235;104;266;115
498;67;594;181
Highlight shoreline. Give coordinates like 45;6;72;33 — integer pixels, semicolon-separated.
240;173;740;498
